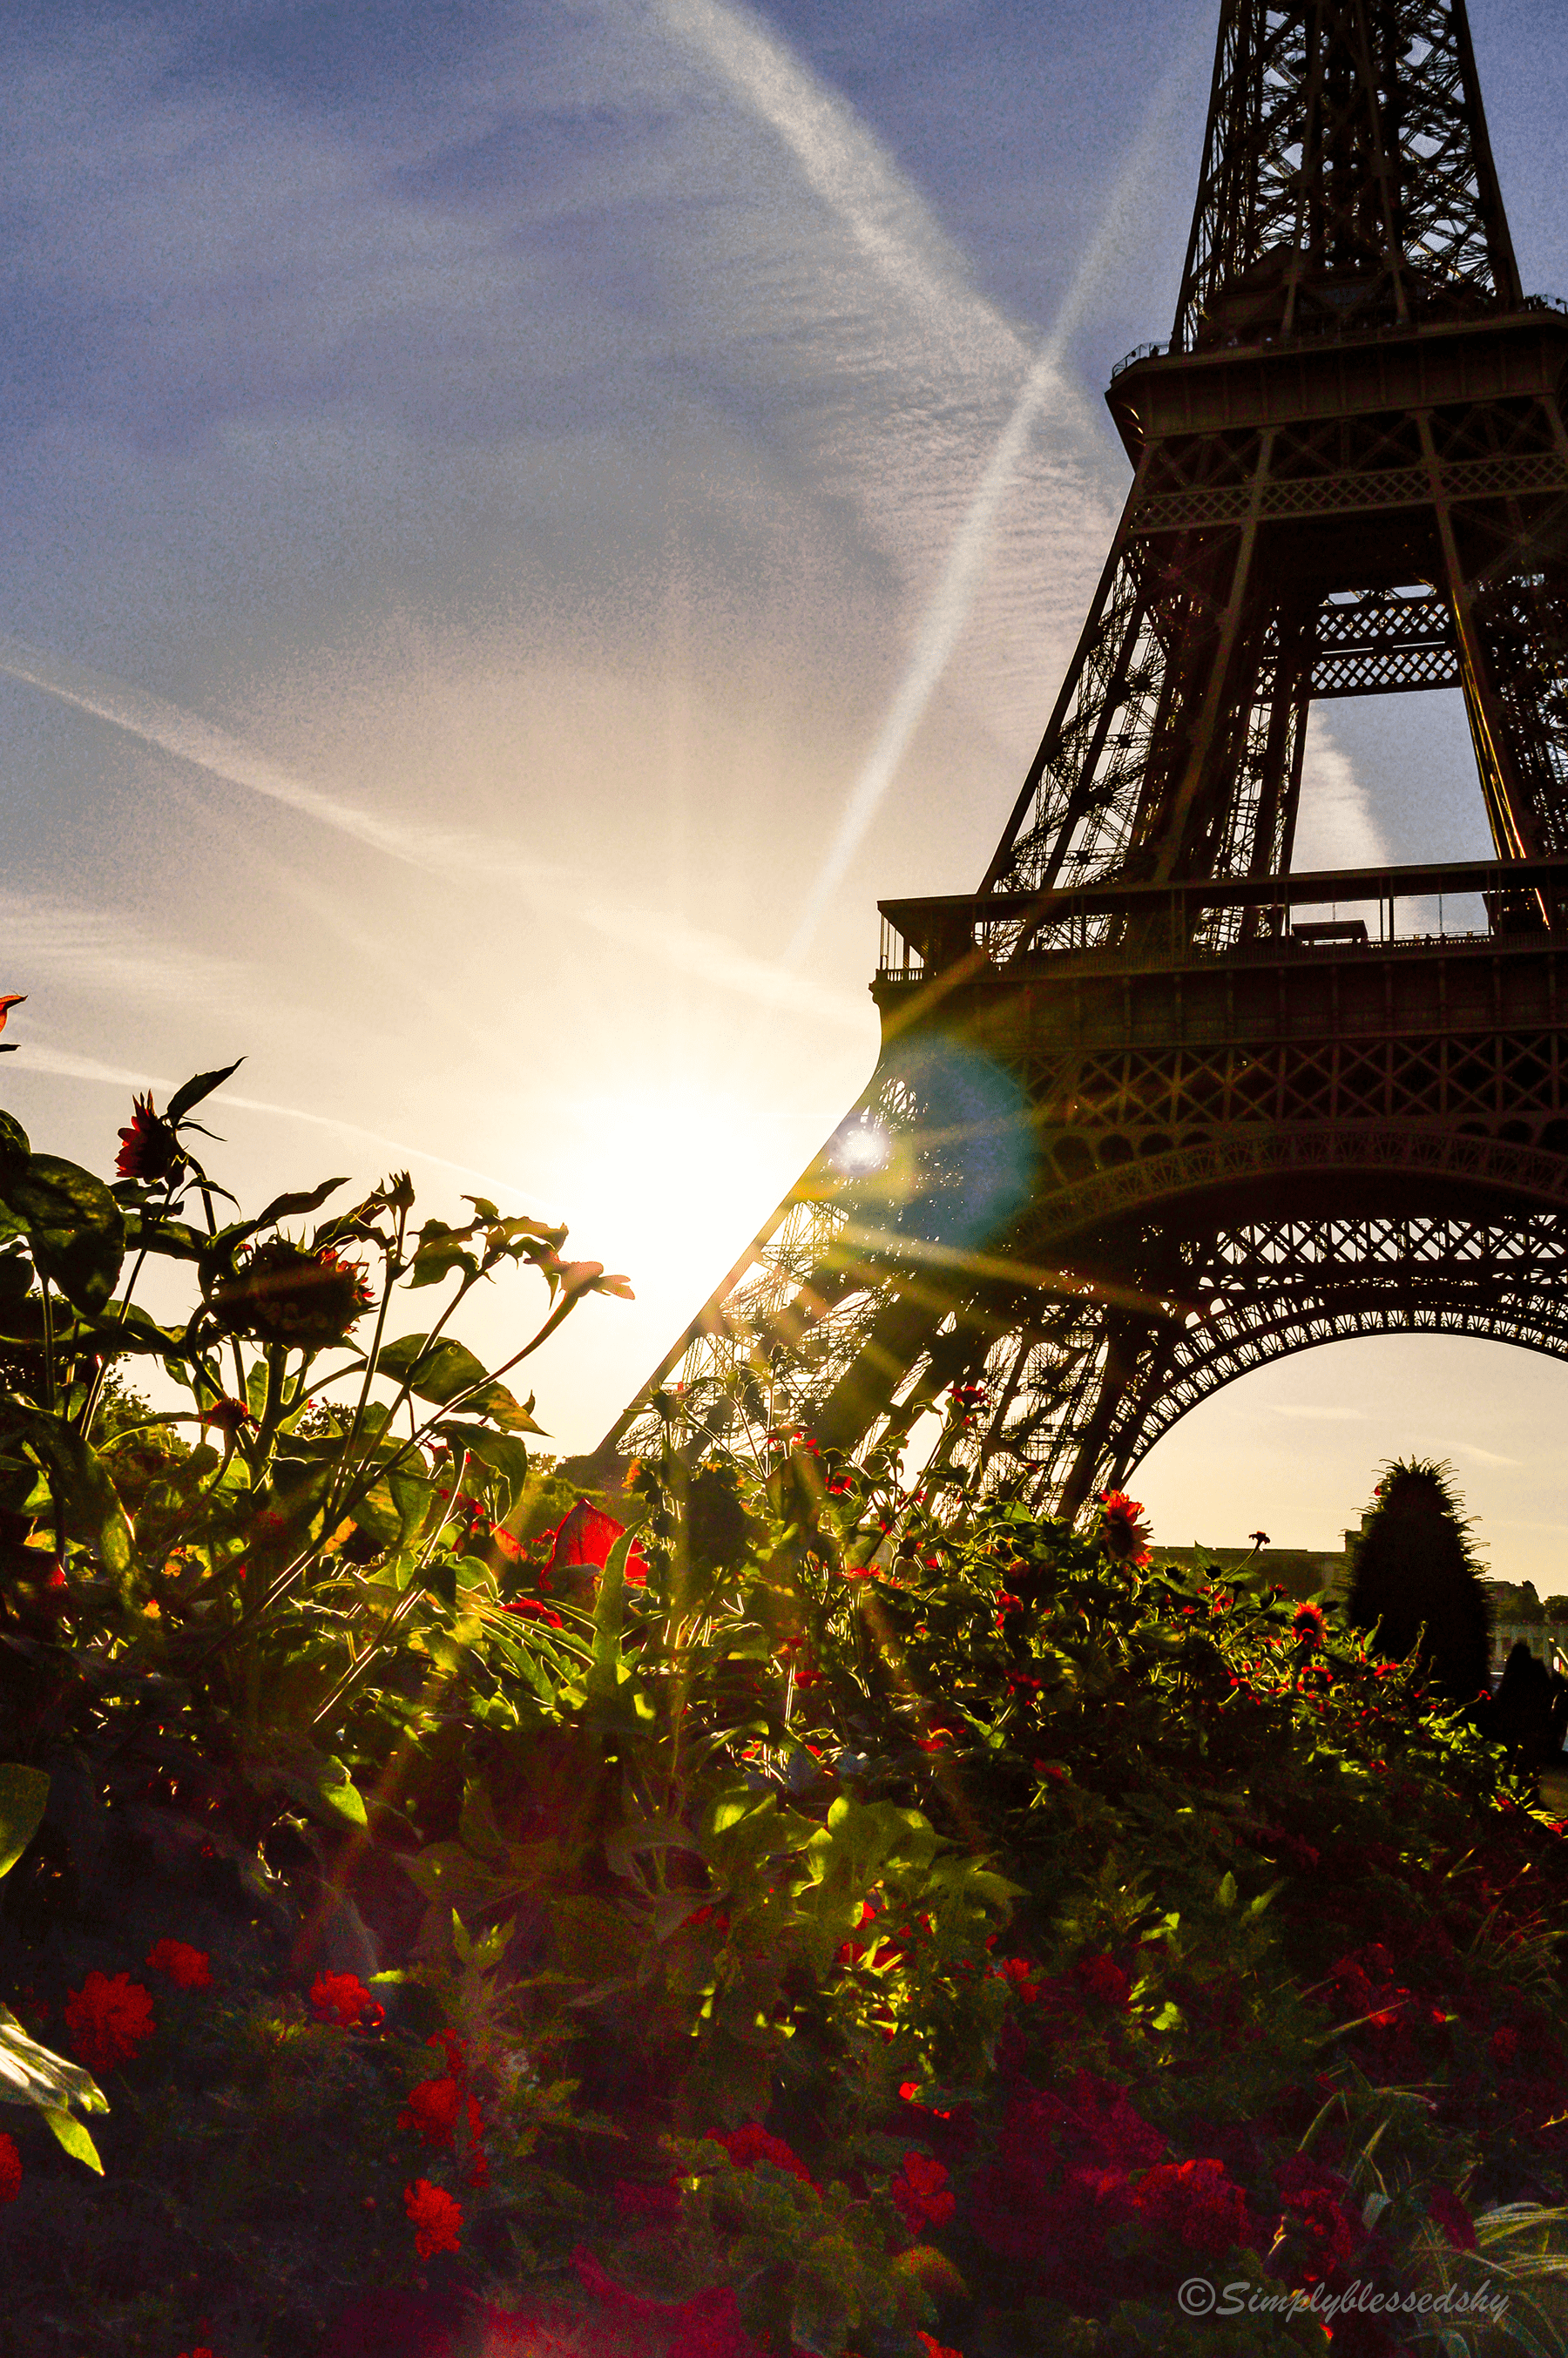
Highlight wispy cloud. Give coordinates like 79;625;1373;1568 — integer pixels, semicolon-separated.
12;1039;547;1201
0;632;868;1030
0;887;241;1010
1293;713;1390;872
1456;1442;1524;1468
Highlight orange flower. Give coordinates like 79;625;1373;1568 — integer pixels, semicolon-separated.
403;2177;463;2259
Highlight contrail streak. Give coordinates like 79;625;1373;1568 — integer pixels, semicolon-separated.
13;1041;550;1203
0;632;867;1030
656;0;1012;344
707;10;1209;961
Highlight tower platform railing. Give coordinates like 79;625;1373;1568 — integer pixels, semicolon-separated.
878;855;1568;984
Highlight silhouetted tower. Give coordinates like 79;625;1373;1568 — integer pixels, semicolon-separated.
608;1;1568;1515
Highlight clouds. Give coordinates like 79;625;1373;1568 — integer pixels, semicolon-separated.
1292;712;1391;873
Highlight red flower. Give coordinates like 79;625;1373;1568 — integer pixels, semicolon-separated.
916;2340;962;2358
1490;2024;1520;2068
502;1595;564;1629
706;2122;815;2187
533;1500;651;1587
310;1971;378;2029
403;2177;462;2259
63;1972;155;2077
145;1939;213;1990
1427;2186;1477;2251
427;2030;467;2075
1274;2155;1361;2280
199;1395;255;1438
1000;1956;1040;2002
0;2133;19;2204
891;2150;956;2233
1132;2158;1253;2257
399;2073;483;2152
969;2071;1164;2274
1098;1491;1152;1567
212;1238;373;1348
115;1091;183;1181
1076;1953;1131;2010
568;2248;764;2356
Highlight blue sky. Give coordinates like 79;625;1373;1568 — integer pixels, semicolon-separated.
6;0;1568;1574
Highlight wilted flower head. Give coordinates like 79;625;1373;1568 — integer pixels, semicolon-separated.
211;1238;373;1348
116;1092;184;1182
1098;1490;1152;1567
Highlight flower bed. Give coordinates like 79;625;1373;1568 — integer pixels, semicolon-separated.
3;1051;1568;2356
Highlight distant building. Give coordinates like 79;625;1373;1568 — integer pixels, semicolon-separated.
1159;1511;1375;1604
1159;1524;1565;1676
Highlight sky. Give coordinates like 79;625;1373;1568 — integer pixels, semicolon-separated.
6;0;1568;1577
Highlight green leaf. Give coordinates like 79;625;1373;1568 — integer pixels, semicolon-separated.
408;1220;480;1290
375;1335;546;1432
0;1112;29;1155
7;1407;133;1576
434;1422;532;1513
252;1177;350;1231
0;1154;125;1313
0;2003;108;2118
41;2105;104;2174
0;1764;49;1880
320;1760;368;1828
1216;1870;1238;1909
166;1059;245;1126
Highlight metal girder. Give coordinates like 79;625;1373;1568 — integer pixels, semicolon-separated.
605;2;1568;1524
1173;1;1519;354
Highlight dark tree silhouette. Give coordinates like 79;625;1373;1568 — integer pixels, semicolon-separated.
1344;1459;1491;1708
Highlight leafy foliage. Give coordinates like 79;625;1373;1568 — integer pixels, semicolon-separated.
5;1067;1568;2357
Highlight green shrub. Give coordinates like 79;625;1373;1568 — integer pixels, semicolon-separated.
5;1067;1568;2357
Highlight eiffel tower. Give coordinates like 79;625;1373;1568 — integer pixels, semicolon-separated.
605;0;1568;1518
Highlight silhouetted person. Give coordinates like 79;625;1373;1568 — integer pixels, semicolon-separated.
1477;1641;1568;1774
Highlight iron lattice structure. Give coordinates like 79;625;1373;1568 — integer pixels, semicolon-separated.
607;0;1568;1516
